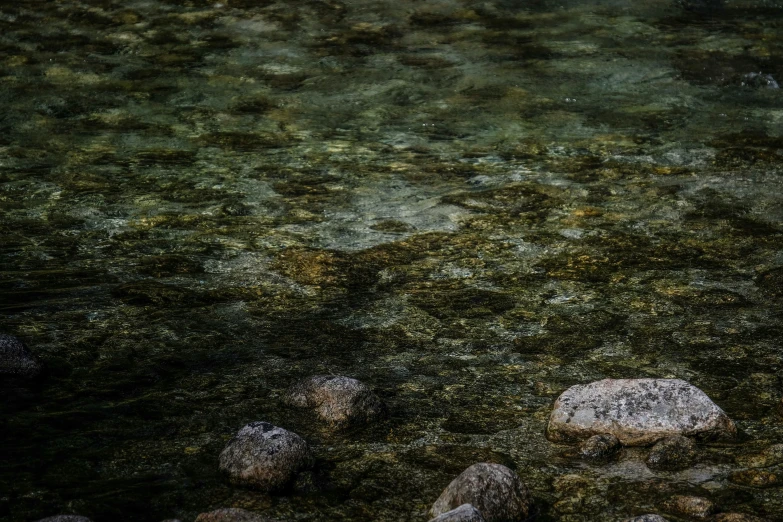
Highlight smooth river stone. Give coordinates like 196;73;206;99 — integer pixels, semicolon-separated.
546;379;736;446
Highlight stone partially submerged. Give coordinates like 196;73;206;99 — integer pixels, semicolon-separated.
0;333;42;378
283;375;387;428
428;504;485;522
547;379;736;446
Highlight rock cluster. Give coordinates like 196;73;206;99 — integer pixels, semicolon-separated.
283;375;387;428
430;463;530;522
219;421;313;492
547;378;736;445
0;333;42;378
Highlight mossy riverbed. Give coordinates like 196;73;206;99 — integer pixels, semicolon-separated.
2;0;783;520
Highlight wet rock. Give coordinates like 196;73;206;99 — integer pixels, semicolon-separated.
578;434;621;461
38;515;92;522
430;463;531;522
218;421;313;491
195;509;273;522
547;379;737;446
736;444;783;468
712;514;768;522
428;504;486;522
646;435;698;471
663;495;716;519
283;375;387;428
729;469;780;488
623;515;668;522
0;334;42;378
741;72;779;90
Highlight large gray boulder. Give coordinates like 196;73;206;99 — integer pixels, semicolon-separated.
547;379;736;446
283;375;387;428
1;334;42;378
430;463;530;522
218;422;313;491
428;504;485;522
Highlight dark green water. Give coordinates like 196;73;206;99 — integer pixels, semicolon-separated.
2;0;783;520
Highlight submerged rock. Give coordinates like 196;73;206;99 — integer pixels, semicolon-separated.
38;515;92;522
646;435;698;471
736;444;783;468
218;422;313;491
547;379;736;445
195;509;273;522
428;504;485;522
730;469;780;488
623;515;668;522
283;375;387;428
0;333;42;378
430;463;530;522
713;514;769;522
578;434;621;461
663;495;715;519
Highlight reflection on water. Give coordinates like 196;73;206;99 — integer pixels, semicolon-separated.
2;0;783;520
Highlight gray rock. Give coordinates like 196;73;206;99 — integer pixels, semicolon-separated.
283;375;387;428
195;509;273;522
218;421;313;491
623;516;668;522
38;515;92;522
428;504;485;522
0;333;42;377
430;463;530;522
646;435;698;471
663;495;715;519
547;379;736;446
579;434;621;461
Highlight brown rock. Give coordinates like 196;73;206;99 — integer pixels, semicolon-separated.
283;375;387;428
730;469;780;488
712;513;768;522
664;495;716;519
195;508;273;522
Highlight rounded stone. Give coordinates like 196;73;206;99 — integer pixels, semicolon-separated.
730;469;780;488
428;504;485;522
663;495;715;519
0;333;42;378
547;379;736;446
430;463;531;522
218;421;313;492
579;434;621;461
646;435;698;471
38;515;92;522
195;508;272;522
623;515;668;522
283;375;387;428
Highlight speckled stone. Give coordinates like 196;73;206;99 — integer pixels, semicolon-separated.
195;508;273;522
218;422;313;491
428;504;485;522
547;379;736;445
663;495;715;519
729;469;780;488
283;375;387;428
0;333;42;377
430;463;530;522
578;434;621;461
645;435;698;471
623;515;668;522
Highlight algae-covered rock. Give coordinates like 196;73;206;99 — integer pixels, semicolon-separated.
195;508;274;522
218;422;313;491
0;333;42;378
663;495;715;519
430;463;530;522
547;379;736;445
283;375;387;428
645;435;698;471
578;434;621;461
428;504;486;522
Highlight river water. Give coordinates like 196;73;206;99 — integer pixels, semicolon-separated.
2;0;783;520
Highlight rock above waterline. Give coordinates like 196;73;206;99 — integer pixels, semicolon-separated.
430;463;530;522
428;504;485;522
38;515;92;522
283;375;387;428
218;422;313;491
195;508;274;522
547;379;736;446
0;334;42;378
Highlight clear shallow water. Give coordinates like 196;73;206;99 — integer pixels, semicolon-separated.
2;0;783;520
